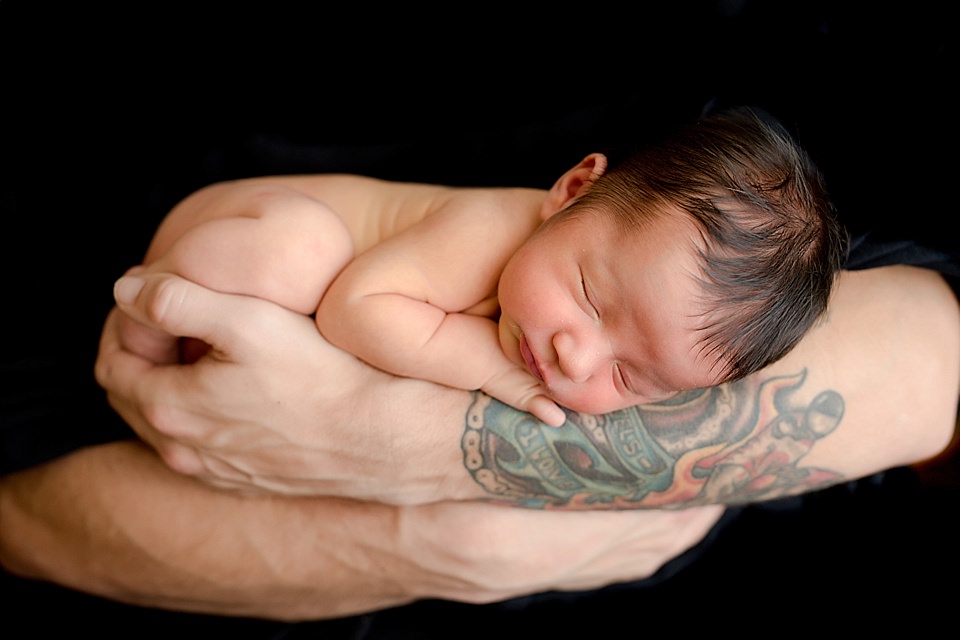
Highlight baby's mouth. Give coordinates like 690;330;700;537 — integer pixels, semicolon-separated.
520;335;544;382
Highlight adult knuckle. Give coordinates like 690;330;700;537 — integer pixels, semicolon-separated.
143;278;185;327
93;357;112;387
156;443;203;476
140;401;182;438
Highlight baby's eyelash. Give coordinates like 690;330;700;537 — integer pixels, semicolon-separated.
614;363;635;395
579;268;599;317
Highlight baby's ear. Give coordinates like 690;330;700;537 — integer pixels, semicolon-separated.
540;153;608;220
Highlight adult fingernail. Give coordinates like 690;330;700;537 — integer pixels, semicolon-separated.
114;276;145;304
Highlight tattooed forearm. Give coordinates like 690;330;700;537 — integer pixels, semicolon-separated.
461;369;845;509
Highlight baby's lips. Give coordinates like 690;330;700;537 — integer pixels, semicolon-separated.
520;335;544;382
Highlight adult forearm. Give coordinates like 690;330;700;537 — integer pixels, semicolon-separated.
456;267;960;509
0;441;722;620
0;442;418;620
347;266;959;509
326;267;959;510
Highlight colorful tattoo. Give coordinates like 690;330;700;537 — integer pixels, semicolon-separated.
462;369;844;509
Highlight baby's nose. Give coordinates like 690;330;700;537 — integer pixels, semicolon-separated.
553;330;606;384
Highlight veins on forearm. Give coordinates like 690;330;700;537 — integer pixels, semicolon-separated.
461;370;845;509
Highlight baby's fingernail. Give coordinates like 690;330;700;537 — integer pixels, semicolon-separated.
114;276;145;304
547;406;567;427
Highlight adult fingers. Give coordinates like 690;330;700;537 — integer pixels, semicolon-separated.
110;271;328;364
113;272;236;351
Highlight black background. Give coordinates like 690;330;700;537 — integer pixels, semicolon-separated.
1;1;957;636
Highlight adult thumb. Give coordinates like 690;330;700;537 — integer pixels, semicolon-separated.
113;272;218;344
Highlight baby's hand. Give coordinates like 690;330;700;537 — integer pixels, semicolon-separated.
525;394;568;428
481;368;567;427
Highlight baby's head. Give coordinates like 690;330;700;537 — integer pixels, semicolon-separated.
569;106;847;383
498;107;846;414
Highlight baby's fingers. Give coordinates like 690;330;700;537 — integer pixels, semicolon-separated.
528;395;568;427
480;368;567;426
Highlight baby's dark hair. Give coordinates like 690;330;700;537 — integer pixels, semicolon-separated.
572;106;848;382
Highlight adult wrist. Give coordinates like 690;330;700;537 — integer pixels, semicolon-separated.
356;376;487;504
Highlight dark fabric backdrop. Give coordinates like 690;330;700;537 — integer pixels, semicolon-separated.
2;2;956;636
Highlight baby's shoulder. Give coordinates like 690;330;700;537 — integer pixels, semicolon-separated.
428;186;546;225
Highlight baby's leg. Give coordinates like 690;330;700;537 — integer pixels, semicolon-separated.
146;191;354;316
124;187;354;364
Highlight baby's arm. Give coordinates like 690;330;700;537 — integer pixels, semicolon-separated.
125;181;354;363
317;194;566;426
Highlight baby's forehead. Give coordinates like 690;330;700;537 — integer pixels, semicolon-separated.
602;206;710;262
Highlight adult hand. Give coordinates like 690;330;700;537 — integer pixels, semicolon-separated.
95;271;481;504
